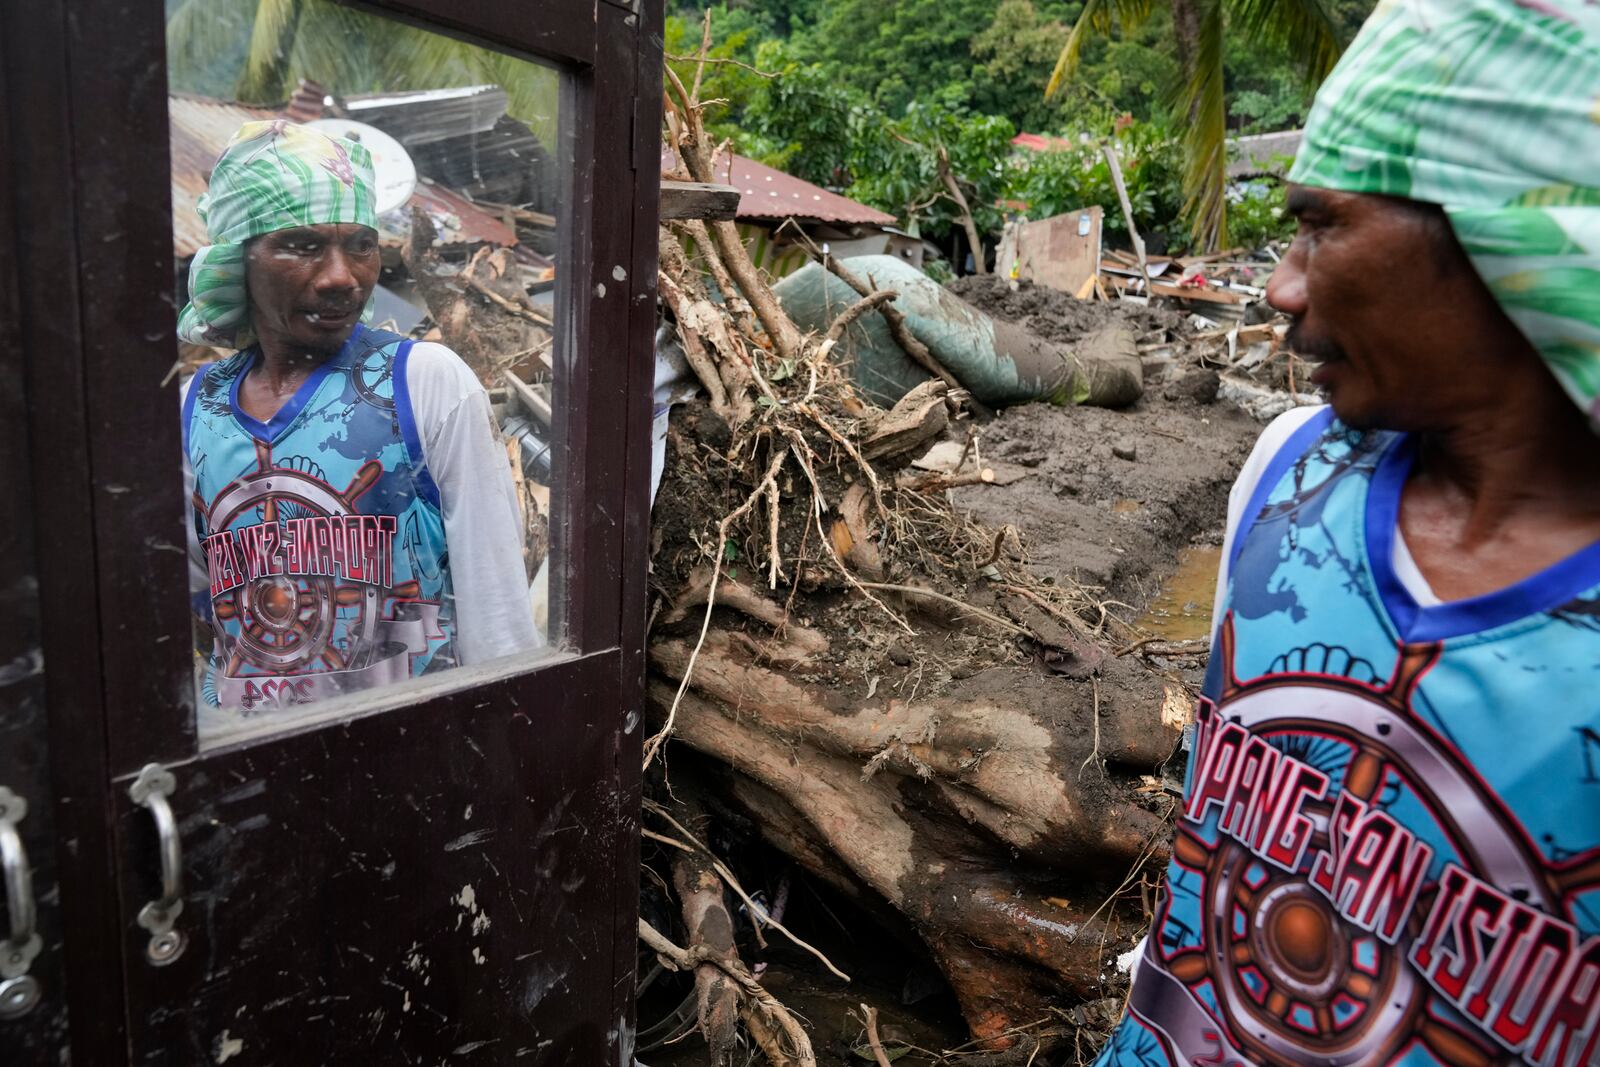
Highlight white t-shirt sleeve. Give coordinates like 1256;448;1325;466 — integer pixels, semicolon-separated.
403;342;543;663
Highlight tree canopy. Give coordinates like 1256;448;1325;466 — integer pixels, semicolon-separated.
668;0;1377;254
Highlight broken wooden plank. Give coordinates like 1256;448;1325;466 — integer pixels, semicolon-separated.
503;368;553;427
660;181;742;222
1145;280;1252;305
1009;206;1104;296
860;380;950;462
474;198;558;229
1175;247;1248;268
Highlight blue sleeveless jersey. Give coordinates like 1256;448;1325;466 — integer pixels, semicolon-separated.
185;324;455;713
1100;411;1600;1067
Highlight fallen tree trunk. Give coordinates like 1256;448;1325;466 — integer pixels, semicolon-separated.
646;613;1181;1041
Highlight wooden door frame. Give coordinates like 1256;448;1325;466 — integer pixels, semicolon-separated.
0;30;72;1060
1;0;660;1060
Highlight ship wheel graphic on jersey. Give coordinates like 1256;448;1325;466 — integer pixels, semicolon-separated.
351;344;397;412
1148;616;1599;1067
200;440;416;678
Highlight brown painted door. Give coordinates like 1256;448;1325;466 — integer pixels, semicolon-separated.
2;0;660;1063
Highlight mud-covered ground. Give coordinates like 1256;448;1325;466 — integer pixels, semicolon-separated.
946;276;1260;615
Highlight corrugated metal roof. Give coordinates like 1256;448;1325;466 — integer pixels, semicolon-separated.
661;146;895;227
395;179;517;249
169;92;516;258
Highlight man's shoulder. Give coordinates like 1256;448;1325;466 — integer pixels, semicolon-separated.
1253;403;1331;456
352;326;479;397
1233;404;1331;493
396;340;486;434
403;341;480;391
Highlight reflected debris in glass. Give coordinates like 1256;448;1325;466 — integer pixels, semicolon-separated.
166;0;566;744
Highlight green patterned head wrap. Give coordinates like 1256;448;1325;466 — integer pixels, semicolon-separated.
1290;0;1600;427
177;120;379;348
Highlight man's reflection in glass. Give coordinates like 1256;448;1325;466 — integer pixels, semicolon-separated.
179;121;538;715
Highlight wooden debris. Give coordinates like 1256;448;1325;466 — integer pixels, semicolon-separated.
402;207;551;385
502;368;553;427
860;379;950;462
659;180;742;221
998;206;1103;296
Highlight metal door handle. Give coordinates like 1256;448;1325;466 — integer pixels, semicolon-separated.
0;786;42;1019
128;765;186;966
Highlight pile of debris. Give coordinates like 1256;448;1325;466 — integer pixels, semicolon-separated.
634;59;1339;1067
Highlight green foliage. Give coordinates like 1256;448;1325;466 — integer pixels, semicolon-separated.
739;41;869;186
850;99;1018;239
792;0;1004;117
1051;0;1364;248
921;257;956;284
1227;178;1295;249
1010;123;1187;248
1225;28;1314;132
971;0;1179;131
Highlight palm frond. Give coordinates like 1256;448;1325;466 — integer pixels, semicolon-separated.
1227;0;1343;85
237;0;302;101
283;1;386;94
1046;0;1157;100
165;0;256;95
1175;0;1229;250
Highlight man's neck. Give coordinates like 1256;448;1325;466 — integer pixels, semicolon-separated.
1392;361;1600;601
1409;373;1600;547
252;327;351;391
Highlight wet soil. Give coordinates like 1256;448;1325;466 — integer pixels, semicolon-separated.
946;276;1259;620
948;274;1187;344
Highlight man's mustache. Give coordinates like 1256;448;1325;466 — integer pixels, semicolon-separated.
1284;319;1349;364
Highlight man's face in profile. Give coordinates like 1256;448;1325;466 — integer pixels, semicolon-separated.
1266;185;1484;432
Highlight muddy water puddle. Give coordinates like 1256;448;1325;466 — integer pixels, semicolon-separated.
1135;545;1221;642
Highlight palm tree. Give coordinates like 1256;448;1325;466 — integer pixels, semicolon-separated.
165;0;558;146
1048;0;1344;250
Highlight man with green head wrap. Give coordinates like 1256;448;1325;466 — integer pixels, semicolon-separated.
180;121;539;723
1095;3;1600;1064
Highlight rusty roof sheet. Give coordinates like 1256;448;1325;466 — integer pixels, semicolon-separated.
1227;128;1303;177
392;179;517;249
169;93;516;258
661;146;895;227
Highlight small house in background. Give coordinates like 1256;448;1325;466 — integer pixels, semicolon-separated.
1010;131;1074;153
661;147;909;279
